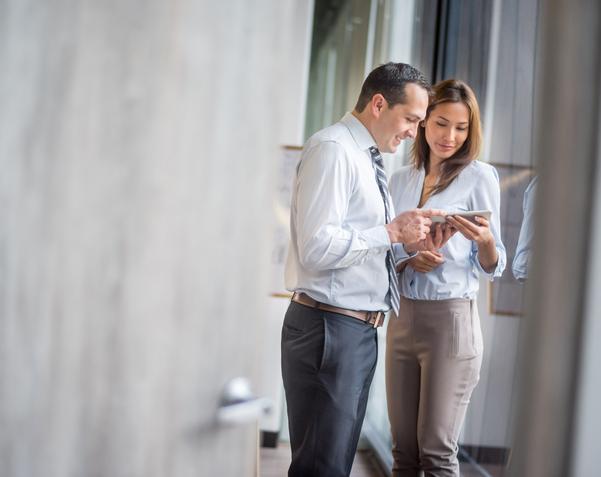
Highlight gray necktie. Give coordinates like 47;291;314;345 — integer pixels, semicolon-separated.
369;146;401;316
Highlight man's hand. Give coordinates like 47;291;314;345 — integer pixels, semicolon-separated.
404;222;456;253
406;251;445;273
385;209;446;244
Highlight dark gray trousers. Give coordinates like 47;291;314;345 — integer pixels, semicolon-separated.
281;301;378;477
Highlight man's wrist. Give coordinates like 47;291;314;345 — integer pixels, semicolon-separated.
403;243;418;256
385;223;399;243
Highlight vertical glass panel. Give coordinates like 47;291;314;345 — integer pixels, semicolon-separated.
304;0;372;138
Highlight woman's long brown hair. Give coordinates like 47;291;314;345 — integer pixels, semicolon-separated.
410;79;482;196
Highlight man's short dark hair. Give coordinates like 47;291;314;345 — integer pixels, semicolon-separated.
355;62;431;112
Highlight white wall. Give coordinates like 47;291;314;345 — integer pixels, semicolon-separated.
258;0;314;435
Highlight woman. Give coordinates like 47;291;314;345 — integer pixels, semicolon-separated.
386;79;506;476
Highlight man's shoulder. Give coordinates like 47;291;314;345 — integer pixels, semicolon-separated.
304;121;353;151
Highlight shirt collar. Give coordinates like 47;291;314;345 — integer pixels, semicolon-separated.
340;112;377;152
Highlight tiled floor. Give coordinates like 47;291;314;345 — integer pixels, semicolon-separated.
260;445;385;477
460;463;505;477
259;444;506;476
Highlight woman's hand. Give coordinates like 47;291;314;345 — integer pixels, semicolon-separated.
446;215;498;272
446;215;493;246
400;223;456;274
406;250;445;273
404;223;457;254
432;222;457;249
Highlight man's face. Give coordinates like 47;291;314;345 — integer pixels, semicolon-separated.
372;83;429;153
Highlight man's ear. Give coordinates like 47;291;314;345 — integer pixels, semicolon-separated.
371;94;386;117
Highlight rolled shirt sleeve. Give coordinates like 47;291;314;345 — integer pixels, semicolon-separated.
388;171;417;266
295;141;390;271
469;164;507;280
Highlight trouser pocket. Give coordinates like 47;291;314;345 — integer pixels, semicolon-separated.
281;302;327;372
450;301;482;359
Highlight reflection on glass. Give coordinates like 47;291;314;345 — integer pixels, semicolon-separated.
512;176;538;282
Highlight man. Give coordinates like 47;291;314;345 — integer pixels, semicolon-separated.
281;62;444;477
513;176;537;281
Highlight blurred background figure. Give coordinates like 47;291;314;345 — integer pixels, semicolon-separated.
512;176;537;282
511;177;536;281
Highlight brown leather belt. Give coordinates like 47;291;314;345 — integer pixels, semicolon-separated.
291;292;385;328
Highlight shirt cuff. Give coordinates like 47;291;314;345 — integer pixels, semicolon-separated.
472;248;504;281
512;266;528;282
392;243;417;265
360;225;391;251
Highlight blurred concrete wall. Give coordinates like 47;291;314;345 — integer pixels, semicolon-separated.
0;1;294;476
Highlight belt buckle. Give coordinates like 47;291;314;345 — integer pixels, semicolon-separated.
370;311;384;328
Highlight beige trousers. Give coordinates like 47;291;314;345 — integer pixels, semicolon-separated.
385;296;483;477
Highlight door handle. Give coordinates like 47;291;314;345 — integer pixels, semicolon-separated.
217;377;272;425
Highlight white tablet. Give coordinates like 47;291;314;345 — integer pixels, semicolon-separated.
431;210;492;224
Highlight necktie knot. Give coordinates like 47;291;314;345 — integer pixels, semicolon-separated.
369;146;384;168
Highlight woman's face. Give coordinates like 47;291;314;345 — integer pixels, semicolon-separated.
424;101;470;162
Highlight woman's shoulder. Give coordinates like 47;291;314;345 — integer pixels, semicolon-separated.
390;164;420;182
463;160;500;182
389;164;421;195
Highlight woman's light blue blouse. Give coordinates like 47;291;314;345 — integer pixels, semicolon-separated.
389;161;507;300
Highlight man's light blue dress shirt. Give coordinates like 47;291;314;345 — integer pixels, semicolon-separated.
285;113;409;312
